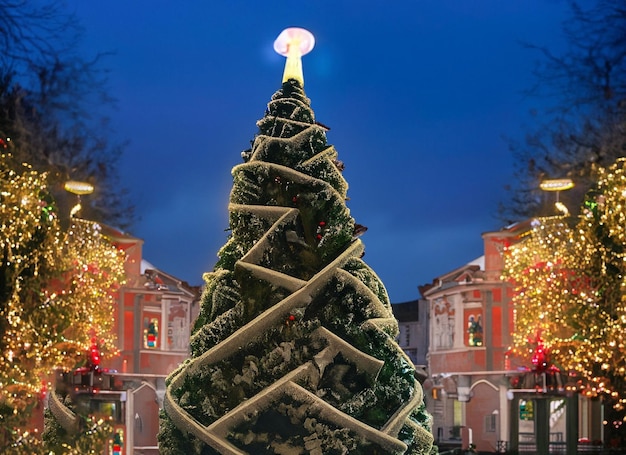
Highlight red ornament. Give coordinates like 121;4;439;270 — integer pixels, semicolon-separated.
88;338;101;371
39;379;48;400
316;221;327;242
531;338;549;372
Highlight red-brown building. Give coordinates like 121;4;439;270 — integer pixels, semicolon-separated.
101;224;200;377
419;220;602;453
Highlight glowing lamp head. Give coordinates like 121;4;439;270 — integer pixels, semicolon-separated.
274;27;315;86
64;180;94;195
539;179;574;192
273;27;315;57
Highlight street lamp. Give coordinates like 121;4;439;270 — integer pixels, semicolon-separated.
64;180;94;216
540;178;574;215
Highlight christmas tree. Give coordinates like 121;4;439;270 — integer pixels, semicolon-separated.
1;151;126;452
503;158;626;429
1;154;61;449
575;158;626;416
502;216;585;365
159;28;435;455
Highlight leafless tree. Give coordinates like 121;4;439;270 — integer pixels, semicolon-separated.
500;0;626;223
0;0;134;229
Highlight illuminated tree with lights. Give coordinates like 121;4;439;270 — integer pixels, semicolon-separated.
504;157;626;428
159;29;436;455
0;155;60;449
53;217;125;359
574;158;626;414
503;216;589;364
0;154;126;452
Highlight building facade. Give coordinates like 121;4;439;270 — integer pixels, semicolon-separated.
418;221;603;453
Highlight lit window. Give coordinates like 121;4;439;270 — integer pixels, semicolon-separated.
144;317;159;348
467;314;483;347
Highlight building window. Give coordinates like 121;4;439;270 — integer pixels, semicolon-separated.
484;414;497;432
467;314;483;346
144;317;159;348
167;299;190;351
142;300;190;351
453;400;462;428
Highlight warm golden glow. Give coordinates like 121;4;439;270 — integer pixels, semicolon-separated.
540;178;575;192
274;27;315;86
70;202;82;217
64;180;94;195
504;158;626;413
1;155;126;443
554;201;569;215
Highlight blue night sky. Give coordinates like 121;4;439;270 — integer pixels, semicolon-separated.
65;1;573;303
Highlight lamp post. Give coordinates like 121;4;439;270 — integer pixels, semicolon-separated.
539;178;574;216
537;178;579;455
64;180;94;217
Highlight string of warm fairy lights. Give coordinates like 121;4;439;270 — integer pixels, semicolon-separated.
576;159;626;411
503;158;626;416
1;156;59;417
58;217;126;360
1;153;126;447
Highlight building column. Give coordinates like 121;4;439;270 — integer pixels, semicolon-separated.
133;294;143;372
453;296;465;349
125;390;134;455
499;385;509;447
508;395;519;453
566;394;579;455
535;397;550;455
590;398;603;444
485;291;493;370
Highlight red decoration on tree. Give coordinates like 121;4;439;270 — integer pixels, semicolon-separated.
40;379;48;400
531;337;549;372
88;338;101;371
315;221;327;242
